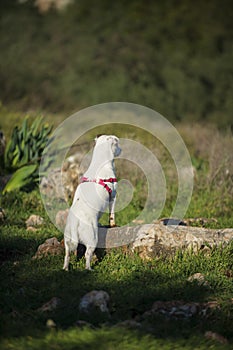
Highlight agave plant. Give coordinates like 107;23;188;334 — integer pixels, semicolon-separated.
3;116;53;194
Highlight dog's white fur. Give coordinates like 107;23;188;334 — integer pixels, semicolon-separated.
63;135;121;270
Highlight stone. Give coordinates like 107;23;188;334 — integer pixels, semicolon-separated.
97;223;233;260
79;290;110;313
26;226;38;232
187;273;209;286
46;319;57;329
32;237;64;259
142;300;220;320
38;297;61;312
205;331;228;344
40;156;83;202
184;217;218;227
55;209;69;230
26;214;44;228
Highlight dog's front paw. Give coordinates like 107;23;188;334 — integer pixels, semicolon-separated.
109;223;118;228
109;217;116;227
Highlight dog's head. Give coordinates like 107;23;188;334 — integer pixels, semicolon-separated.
95;135;121;158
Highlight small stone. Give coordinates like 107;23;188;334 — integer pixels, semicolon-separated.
205;331;228;344
55;209;69;229
187;273;209;286
32;237;64;259
79;290;110;313
46;319;56;329
143;301;202;320
38;297;61;312
26;215;44;228
26;226;38;232
132;219;145;225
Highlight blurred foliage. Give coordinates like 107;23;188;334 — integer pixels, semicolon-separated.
4;117;52;170
0;0;232;128
2;116;53;193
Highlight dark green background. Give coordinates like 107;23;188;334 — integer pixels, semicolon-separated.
0;0;232;127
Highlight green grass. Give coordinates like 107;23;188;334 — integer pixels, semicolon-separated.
0;115;232;348
0;189;233;349
1;327;231;350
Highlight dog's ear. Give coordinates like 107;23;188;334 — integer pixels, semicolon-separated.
94;134;104;144
94;134;100;146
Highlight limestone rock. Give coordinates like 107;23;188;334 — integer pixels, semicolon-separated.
26;214;44;228
142;300;220;320
55;209;69;230
79;290;110;313
46;319;57;329
205;331;228;344
187;273;209;286
98;223;233;260
40;160;81;201
32;237;64;259
38;297;61;312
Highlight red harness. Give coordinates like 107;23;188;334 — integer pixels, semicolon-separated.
80;176;117;197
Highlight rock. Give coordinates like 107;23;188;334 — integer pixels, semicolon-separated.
46;319;57;329
184;217;218;227
187;273;209;286
79;290;110;313
143;301;199;319
26;214;44;228
26;226;38;232
55;209;69;230
142;300;220;320
97;224;233;260
40;156;83;202
32;237;64;259
38;297;61;312
205;331;228;344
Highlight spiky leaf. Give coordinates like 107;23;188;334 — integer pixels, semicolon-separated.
2;164;37;194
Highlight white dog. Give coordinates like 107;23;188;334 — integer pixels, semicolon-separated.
63;135;121;270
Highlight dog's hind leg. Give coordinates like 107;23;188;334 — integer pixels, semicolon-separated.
63;239;71;271
63;210;78;271
85;245;96;270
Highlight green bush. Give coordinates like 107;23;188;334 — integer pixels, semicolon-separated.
2;117;52;193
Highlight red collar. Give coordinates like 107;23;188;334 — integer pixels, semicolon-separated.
80;176;117;196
